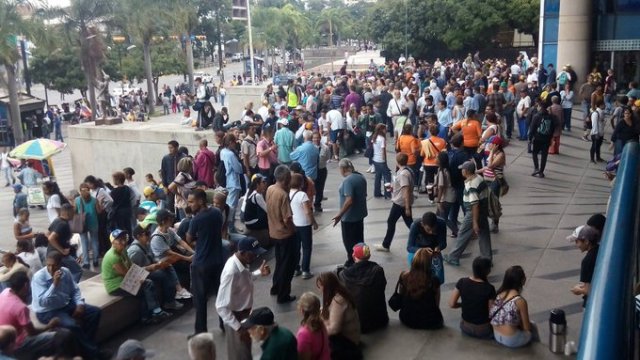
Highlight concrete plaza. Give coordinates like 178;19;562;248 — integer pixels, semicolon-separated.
0;111;611;359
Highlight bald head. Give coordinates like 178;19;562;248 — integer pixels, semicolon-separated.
199;139;208;148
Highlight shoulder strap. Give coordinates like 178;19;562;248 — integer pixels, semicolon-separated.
131;242;154;263
489;295;520;320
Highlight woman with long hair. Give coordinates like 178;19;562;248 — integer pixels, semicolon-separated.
449;256;495;338
434;151;458;235
76;183;103;270
477;136;506;233
84;175;113;256
16;239;43;273
242;173;270;247
296;292;331;360
43;181;68;223
490;265;538;348
397;248;443;329
110;171;133;238
13;208;35;242
317;272;362;360
371;123;391;199
397;123;421;185
168;157;195;221
421;124;447;199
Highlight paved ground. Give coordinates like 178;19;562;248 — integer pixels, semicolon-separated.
0;108;612;359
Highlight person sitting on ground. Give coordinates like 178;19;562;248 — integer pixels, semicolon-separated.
31;251;107;359
241;307;298;360
338;243;388;334
490;265;538;348
15;239;43;273
0;272;73;359
296;292;331;360
115;339;156;360
395;248;444;330
188;332;216;360
567;225;600;307
128;224;182;312
316;272;362;360
140;186;164;214
0;253;31;289
101;229;173;325
449;256;496;339
0;325;16;359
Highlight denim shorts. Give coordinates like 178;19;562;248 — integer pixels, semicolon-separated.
494;329;532;348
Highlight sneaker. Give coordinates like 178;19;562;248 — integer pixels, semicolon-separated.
490;223;499;233
582;135;590;142
92;261;99;268
374;244;390;252
82;264;90;270
366;165;374;173
153;310;173;320
175;288;192;300
294;270;302;277
302;272;314;280
314;207;323;213
443;254;460;266
164;301;184;311
354;149;361;154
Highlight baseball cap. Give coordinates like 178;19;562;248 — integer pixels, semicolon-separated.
567;225;600;244
110;229;128;243
143;186;155;197
277;118;289;126
241;307;275;329
295;105;303;110
237;236;266;255
12;184;23;192
352;243;370;260
458;160;476;172
490;136;504;146
116;339;155;360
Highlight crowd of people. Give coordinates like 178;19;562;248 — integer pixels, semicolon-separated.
0;51;635;359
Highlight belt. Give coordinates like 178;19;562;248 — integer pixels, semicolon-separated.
233;309;251;321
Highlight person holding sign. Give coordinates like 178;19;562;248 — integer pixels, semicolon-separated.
101;229;172;325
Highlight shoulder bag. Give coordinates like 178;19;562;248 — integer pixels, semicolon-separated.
388;272;405;312
69;199;86;234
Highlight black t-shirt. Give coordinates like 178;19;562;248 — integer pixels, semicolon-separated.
47;218;72;253
455;277;496;325
580;246;599;306
188;207;224;266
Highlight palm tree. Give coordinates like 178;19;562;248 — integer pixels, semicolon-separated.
317;7;346;47
278;4;311;70
172;0;200;92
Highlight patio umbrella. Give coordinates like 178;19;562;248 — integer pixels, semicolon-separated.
9;139;67;160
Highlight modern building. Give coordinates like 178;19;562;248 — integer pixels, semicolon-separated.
540;0;640;91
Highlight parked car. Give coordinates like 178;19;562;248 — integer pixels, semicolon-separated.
232;53;244;62
110;85;141;97
193;72;213;83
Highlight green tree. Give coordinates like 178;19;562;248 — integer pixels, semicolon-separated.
30;42;87;96
506;0;540;46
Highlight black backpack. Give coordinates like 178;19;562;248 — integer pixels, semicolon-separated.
243;192;267;230
535;114;553;140
215;150;227;188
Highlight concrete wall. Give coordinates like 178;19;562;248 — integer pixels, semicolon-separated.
67;86;264;188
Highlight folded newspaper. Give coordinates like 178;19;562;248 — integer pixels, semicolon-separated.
120;264;150;295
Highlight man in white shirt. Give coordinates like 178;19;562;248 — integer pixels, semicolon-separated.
257;100;270;122
1;147;14;187
516;90;531;141
216;237;270;360
326;109;344;161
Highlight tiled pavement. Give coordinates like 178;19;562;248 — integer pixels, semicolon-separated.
0;115;612;359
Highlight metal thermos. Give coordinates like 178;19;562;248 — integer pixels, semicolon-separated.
549;309;567;353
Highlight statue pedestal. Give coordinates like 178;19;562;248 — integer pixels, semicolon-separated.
95;117;123;126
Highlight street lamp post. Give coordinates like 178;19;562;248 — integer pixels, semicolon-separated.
247;0;256;85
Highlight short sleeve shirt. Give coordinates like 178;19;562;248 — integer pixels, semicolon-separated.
455;278;496;325
391;167;414;207
463;175;488;212
339;172;368;222
0;289;31;347
241;136;258;169
188;208;224;266
289;190;311;227
101;248;131;294
266;185;295;240
47;218;72;253
150;229;179;261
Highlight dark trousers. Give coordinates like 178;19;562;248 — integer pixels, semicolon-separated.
563;108;572;130
36;302;101;359
373;161;391;197
191;263;223;333
61;255;82;283
423;165;437;187
147;269;177;306
504;110;515;138
590;135;604;161
314;167;328;209
341;220;364;266
295;225;313;273
271;235;297;302
382;203;413;249
532;141;550;174
111;279;159;319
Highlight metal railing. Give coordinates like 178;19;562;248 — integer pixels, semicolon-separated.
578;142;640;359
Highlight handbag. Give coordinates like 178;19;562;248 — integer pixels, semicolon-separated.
69;200;86;233
388;273;404;312
497;175;509;197
431;252;445;285
364;143;373;158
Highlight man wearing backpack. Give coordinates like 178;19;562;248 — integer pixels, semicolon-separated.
528;103;556;178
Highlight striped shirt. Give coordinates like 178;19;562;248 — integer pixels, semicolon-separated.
463;175;489;212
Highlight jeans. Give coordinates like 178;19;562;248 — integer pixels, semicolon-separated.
517;117;528;140
604;93;613;113
447;187;464;235
494;330;532;348
191;263;223;333
271;235;297;302
13;329;73;359
341;220;364;266
111;279;160;319
562;108;572;130
460;320;493;339
36;302;101;358
447;208;492;262
504;110;514;138
61;255;83;283
80;228;99;265
423;165;437;188
531;141;550;173
1;167;13;185
382;203;413;249
581;100;590;120
314;167;328;209
55;126;64;142
220;95;226;106
373;161;391;197
147;268;177;306
295;225;313;273
437;201;458;235
590;135;604;161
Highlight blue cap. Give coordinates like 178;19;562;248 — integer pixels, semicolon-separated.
237;237;266;255
12;184;23;191
110;229;127;243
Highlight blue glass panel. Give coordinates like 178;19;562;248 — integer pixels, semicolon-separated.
542;44;558;69
543;17;559;43
615;15;640;38
617;0;640;12
545;0;560;14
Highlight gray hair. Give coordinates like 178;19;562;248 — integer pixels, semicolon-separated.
274;164;291;182
303;130;313;141
188;332;216;360
338;159;354;171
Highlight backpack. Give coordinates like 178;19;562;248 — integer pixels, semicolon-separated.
243;192;267;230
535;114;553;140
204;85;212;101
558;72;568;85
215;158;226;188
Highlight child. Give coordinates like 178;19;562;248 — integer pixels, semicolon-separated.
180;108;192;126
434;151;457;236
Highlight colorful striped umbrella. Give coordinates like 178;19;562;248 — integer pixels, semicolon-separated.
9;139;67;160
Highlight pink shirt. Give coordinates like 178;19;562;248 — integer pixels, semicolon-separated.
0;288;31;347
193;148;216;188
296;325;330;360
257;138;277;170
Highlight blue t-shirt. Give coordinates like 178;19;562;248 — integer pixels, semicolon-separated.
274;127;294;163
338;172;368;222
188;207;224;266
75;196;98;231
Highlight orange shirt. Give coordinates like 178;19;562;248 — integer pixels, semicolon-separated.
420;136;447;166
397;135;420;165
452;119;482;148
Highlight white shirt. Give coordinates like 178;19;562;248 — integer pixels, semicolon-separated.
510;64;522;76
590;108;605;137
46;194;62;223
0;152;9;169
560;90;574;109
289;189;311;227
215;255;260;331
372;135;386;163
387;99;403;118
327;109;344;131
18;252;43;273
257;106;269;121
516;96;531;118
